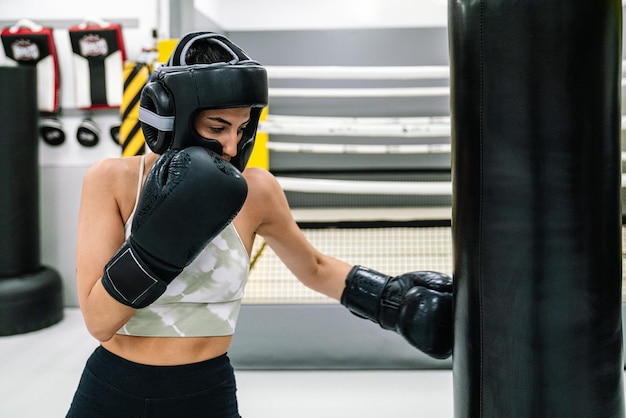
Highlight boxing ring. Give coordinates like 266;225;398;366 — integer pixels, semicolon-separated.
244;59;453;304
227;45;457;369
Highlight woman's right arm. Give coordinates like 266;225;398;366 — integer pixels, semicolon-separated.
75;159;137;342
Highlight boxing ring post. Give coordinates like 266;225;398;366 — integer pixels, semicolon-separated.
449;1;625;417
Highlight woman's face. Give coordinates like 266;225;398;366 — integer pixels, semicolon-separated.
193;107;252;163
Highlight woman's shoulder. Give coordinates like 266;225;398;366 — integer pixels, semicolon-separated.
242;167;282;194
87;155;137;175
80;155;150;222
242;166;279;183
241;166;294;217
83;155;143;191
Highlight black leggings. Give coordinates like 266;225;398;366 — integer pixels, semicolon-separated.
66;346;240;418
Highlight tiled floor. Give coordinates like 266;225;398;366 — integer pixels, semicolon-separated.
0;309;454;418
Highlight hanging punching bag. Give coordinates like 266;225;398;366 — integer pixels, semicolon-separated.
449;1;625;417
0;66;63;335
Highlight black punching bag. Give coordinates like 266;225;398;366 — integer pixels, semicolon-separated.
449;1;625;417
0;66;63;335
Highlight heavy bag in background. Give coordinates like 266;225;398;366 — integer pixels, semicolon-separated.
69;19;126;110
0;66;63;335
449;1;624;417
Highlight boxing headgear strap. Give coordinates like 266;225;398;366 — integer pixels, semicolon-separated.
138;32;268;171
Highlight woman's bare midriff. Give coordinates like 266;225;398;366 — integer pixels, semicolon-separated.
102;334;233;366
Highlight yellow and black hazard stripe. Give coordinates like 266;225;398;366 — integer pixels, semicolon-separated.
120;62;150;156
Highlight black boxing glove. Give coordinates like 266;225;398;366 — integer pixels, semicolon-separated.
341;266;453;359
101;146;248;308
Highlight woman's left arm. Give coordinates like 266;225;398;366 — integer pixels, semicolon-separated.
242;168;453;359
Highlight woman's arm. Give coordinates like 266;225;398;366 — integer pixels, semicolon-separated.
75;158;137;342
244;168;453;359
246;168;352;300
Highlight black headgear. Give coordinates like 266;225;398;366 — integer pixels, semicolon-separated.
138;32;268;171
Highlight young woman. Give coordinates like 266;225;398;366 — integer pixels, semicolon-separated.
67;32;452;417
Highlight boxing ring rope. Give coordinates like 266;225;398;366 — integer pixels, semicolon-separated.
268;142;451;155
268;86;450;98
275;177;452;195
262;115;451;138
264;65;450;80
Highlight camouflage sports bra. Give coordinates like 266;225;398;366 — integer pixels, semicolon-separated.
116;155;250;337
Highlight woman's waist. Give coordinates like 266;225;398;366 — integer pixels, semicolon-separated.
102;334;233;366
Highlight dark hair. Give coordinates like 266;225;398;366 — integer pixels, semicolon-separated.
184;39;234;64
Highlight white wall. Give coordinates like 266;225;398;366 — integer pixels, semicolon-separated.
194;0;448;30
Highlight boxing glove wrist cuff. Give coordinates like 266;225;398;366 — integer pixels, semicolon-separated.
340;265;391;322
101;242;167;309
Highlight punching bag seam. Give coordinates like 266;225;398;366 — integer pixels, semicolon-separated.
478;0;485;416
